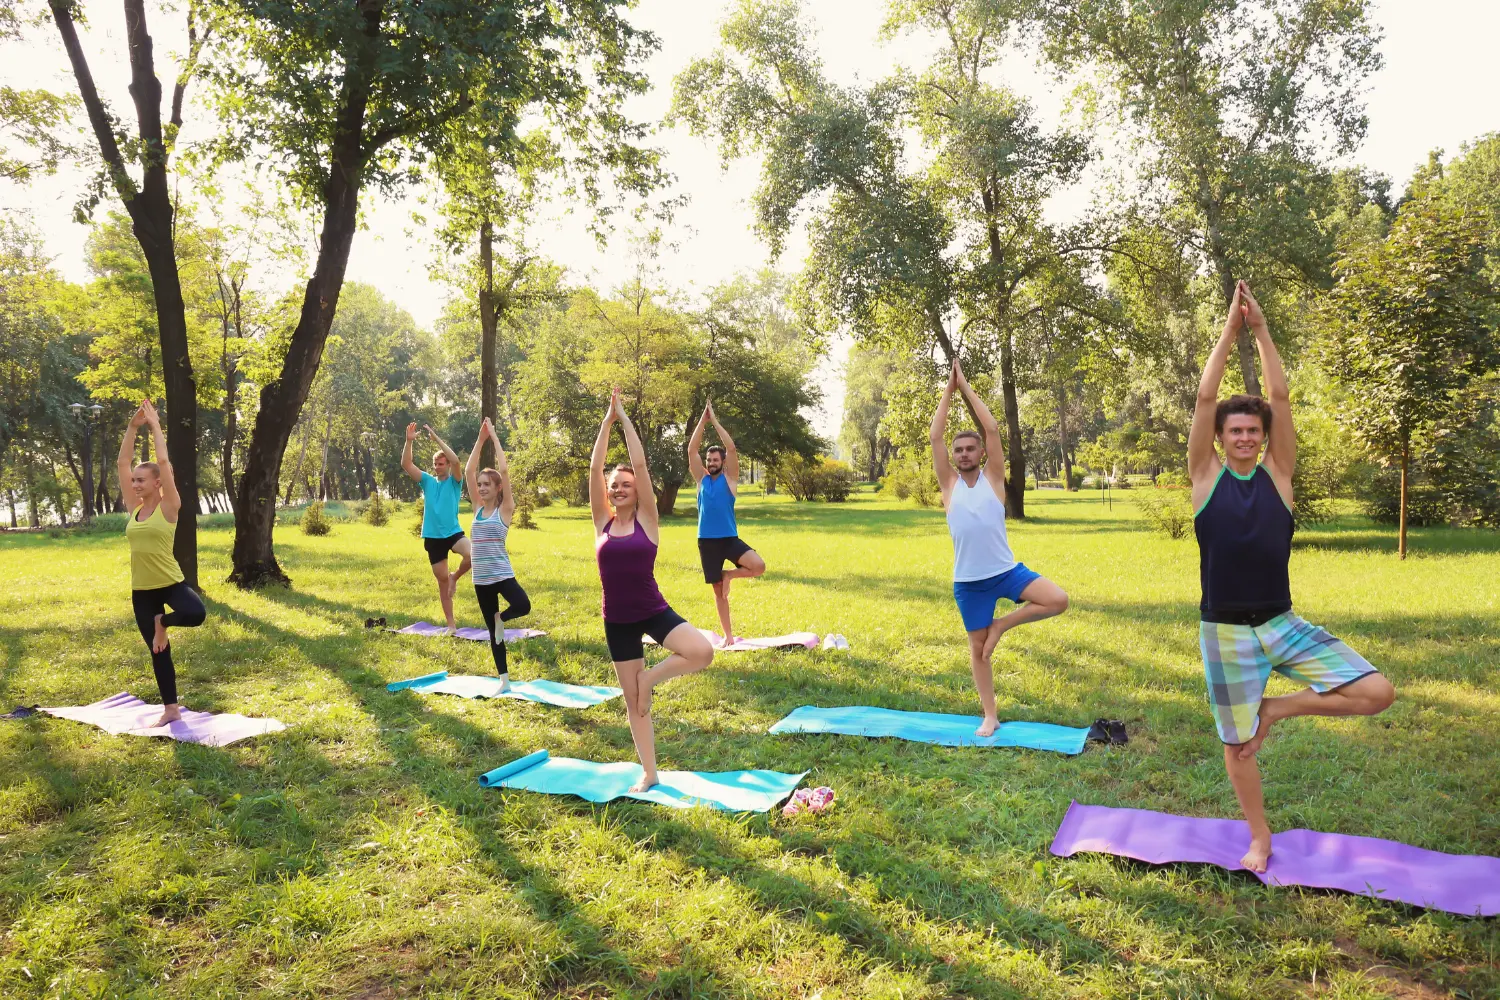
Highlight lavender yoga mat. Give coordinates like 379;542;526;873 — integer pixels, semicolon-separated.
1049;802;1500;917
645;628;818;651
44;692;287;748
394;621;547;643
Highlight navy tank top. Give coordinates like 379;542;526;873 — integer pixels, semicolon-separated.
1194;464;1293;623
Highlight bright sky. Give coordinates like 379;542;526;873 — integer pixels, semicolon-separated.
4;1;1499;438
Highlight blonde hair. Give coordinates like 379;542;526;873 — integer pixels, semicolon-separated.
134;462;161;481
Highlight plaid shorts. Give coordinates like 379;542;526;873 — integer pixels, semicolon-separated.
1200;612;1377;745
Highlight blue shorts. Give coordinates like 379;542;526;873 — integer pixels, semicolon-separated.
953;563;1042;632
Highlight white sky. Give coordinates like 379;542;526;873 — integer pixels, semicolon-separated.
4;1;1499;438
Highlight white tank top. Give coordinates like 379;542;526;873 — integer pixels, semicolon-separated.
946;472;1015;582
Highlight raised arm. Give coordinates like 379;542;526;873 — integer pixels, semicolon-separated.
930;363;958;493
953;362;1005;491
615;394;659;539
425;425;460;469
707;402;740;488
142;401;180;517
400;422;422;482
463;421;486;507
589;395;617;533
687;403;709;483
1189;285;1244;484
491;421;515;523
118;401;146;504
1241;282;1295;484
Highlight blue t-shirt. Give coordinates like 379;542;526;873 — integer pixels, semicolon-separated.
420;471;463;539
697;472;738;538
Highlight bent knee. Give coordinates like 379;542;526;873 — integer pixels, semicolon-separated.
180;611;207;628
1359;674;1396;713
1051;590;1070;614
694;645;715;671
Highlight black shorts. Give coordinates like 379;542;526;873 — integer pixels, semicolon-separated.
603;608;688;662
698;536;753;583
423;531;465;565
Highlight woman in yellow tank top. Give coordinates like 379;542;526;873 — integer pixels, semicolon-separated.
119;400;206;727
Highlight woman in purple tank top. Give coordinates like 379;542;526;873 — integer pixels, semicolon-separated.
591;388;715;792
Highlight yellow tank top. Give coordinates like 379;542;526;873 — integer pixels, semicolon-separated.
126;504;184;590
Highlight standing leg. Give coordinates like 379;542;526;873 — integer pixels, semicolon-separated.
717;549;765;644
474;582;507;683
447;537;473;607
133;588;181;727
611;657;659;791
432;559;455;631
711;578;734;646
967;626;1003;737
1224;745;1272;872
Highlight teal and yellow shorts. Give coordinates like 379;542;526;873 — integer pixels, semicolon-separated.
1200;612;1377;745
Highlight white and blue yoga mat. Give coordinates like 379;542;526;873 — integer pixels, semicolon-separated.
387;671;622;709
478;749;808;812
769;705;1090;753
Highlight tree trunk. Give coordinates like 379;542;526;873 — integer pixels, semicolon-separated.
1398;432;1409;560
24;457;38;527
478;217;498;468
657;479;681;516
230;9;379;588
1057;386;1074;491
221;353;238;515
6;487;15;528
998;327;1026;517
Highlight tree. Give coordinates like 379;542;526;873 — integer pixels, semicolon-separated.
840;344;899;480
208;0;663;587
1317;196;1500;558
46;0;211;585
1041;0;1384;396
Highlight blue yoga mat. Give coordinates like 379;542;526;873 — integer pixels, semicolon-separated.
477;749;808;812
768;705;1090;753
387;671;622;708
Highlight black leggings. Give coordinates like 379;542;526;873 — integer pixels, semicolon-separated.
474;578;531;676
131;583;207;705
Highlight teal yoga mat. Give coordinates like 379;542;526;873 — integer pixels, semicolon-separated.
769;705;1090;753
478;749;808;812
387;671;621;708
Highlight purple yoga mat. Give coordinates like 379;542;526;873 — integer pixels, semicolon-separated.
1050;802;1500;916
394;621;547;643
645;628;819;651
44;692;287;748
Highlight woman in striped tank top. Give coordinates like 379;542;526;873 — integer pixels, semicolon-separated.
462;418;531;690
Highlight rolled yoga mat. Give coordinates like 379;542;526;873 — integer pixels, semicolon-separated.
1048;801;1500;917
387;671;621;708
645;629;819;651
769;705;1090;753
44;692;287;747
478;749;809;813
393;621;548;642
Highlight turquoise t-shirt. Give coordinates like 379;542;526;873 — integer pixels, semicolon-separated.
420;471;463;538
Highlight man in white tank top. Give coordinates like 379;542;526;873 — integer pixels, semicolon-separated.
931;361;1070;736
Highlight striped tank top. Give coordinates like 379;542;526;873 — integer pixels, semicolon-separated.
470;505;514;584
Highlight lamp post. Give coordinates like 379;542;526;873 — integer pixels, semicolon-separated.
69;402;105;520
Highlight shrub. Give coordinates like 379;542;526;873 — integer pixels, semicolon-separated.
1154;469;1191;489
409;496;425;536
1132;488;1194;539
880;455;939;507
364;492;390;526
769;455;856;502
301;501;332;536
817;458;855;502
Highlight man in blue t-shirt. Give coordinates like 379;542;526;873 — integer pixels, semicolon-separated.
402;422;471;634
688;401;765;647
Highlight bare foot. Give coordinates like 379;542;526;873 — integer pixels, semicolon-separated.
975;716;999;738
151;615;169;654
1236;706;1277;760
1241;833;1273;873
152;705;182;728
630;771;658;793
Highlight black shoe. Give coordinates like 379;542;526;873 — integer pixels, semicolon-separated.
2;705;39;720
1086;719;1110;743
1106;720;1128;745
364;617;376;629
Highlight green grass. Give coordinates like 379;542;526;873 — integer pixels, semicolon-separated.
2;490;1498;999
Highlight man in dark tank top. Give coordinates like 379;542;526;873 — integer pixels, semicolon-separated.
1188;281;1395;874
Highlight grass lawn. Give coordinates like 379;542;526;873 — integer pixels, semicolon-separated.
2;489;1498;999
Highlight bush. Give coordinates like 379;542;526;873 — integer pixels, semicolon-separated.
409;495;425;536
880;455;939;507
817;458;855;501
770;454;855;502
1154;469;1191;489
364;492;390;526
301;501;332;536
1132;488;1194;539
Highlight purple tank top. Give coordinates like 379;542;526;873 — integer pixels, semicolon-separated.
595;518;670;623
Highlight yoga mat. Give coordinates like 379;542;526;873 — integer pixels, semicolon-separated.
393;621;547;643
44;692;286;748
478;749;808;813
386;671;621;708
769;705;1090;753
1049;802;1500;917
645;628;819;651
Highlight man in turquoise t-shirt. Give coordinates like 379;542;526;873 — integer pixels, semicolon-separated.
688;401;765;646
402;422;471;634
